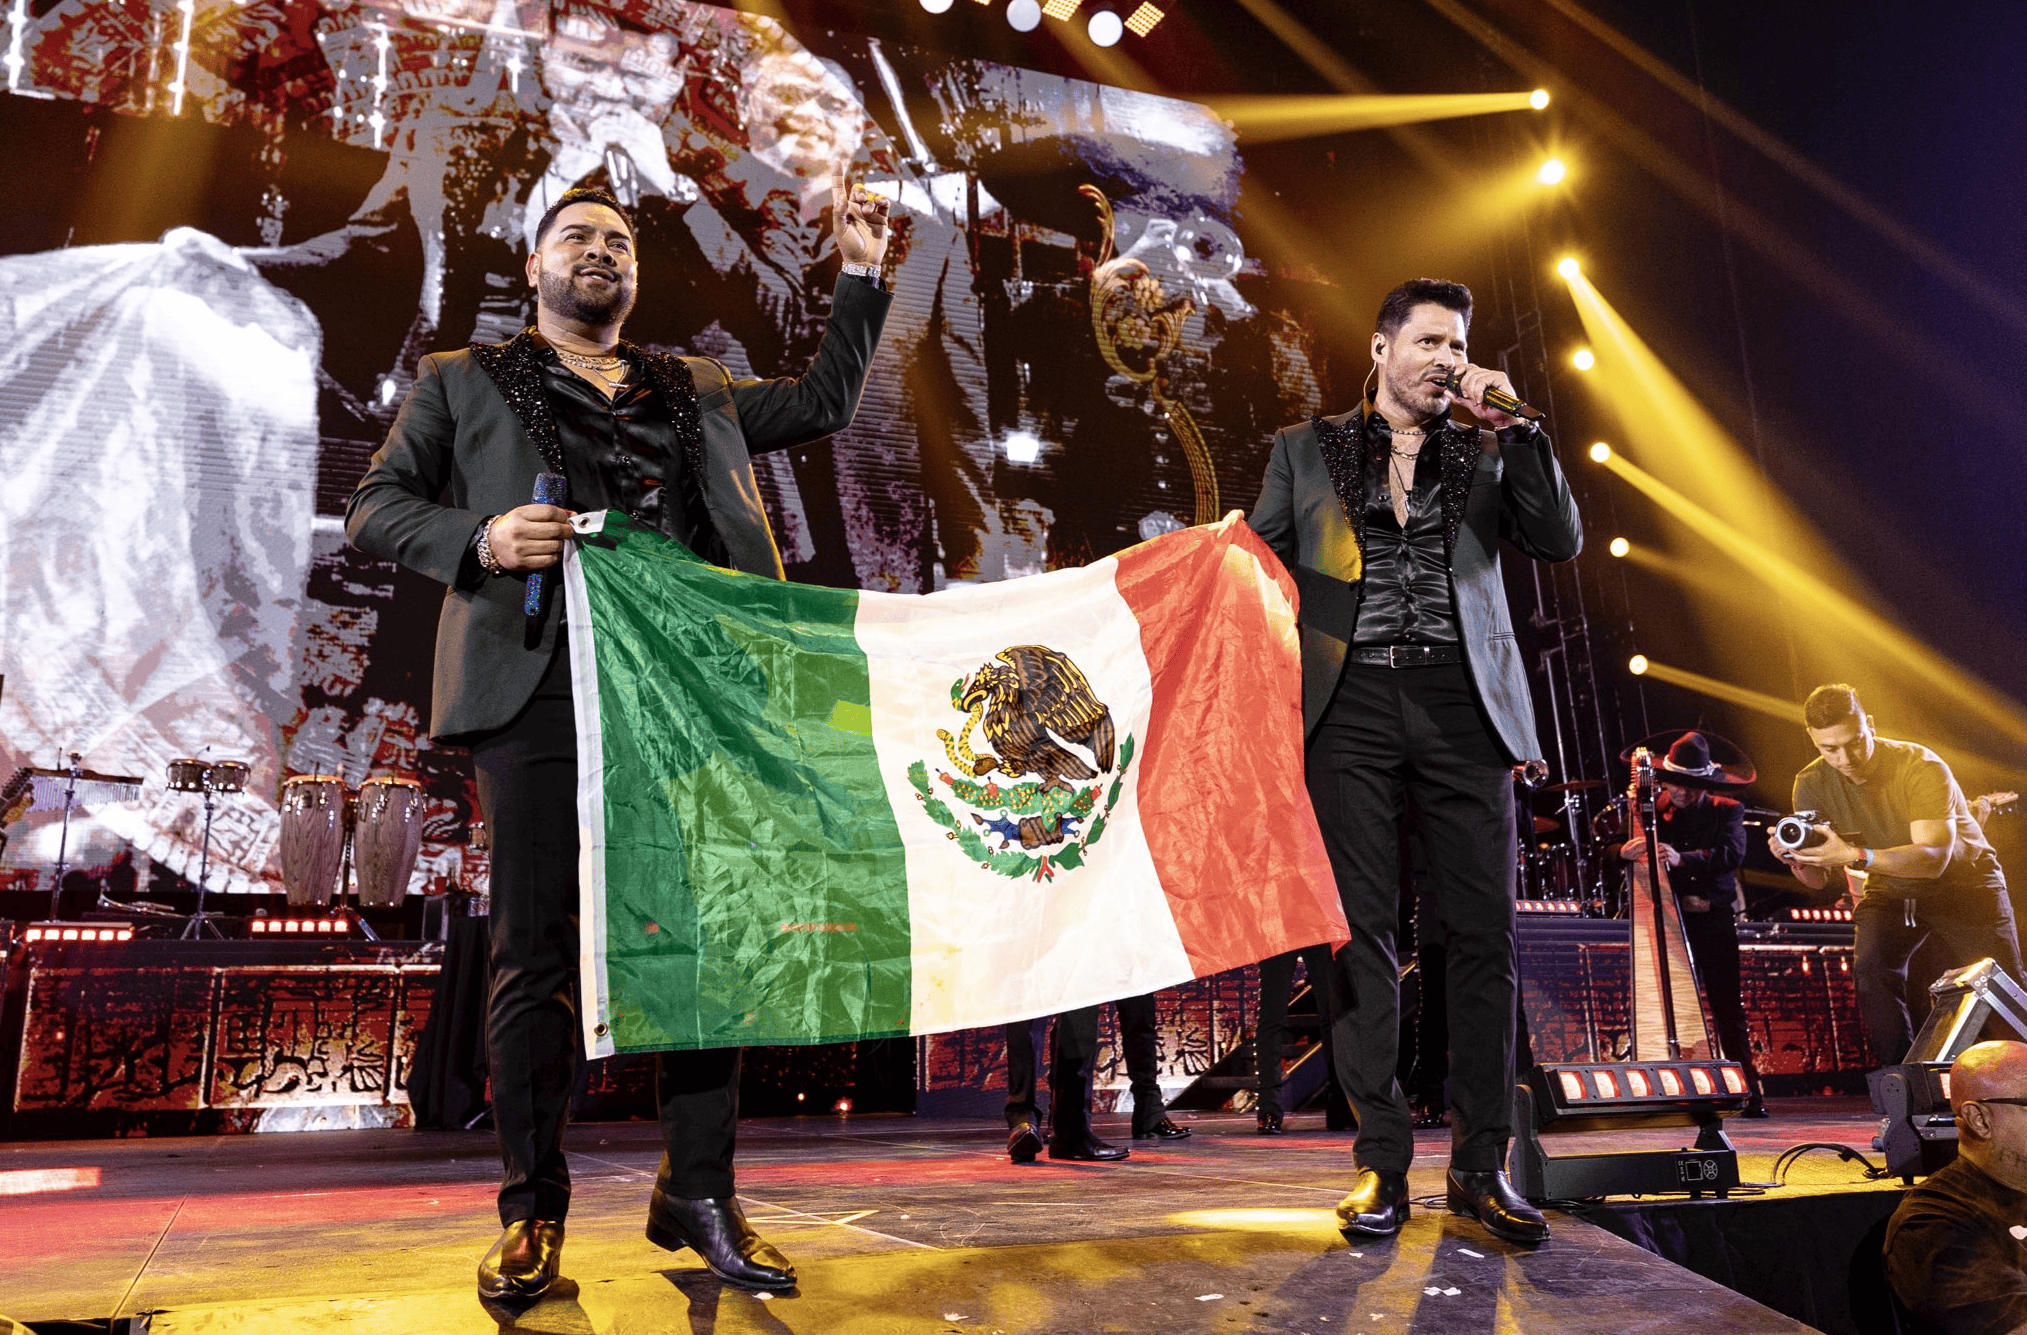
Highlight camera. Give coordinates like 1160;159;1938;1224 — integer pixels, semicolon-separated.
1772;811;1829;851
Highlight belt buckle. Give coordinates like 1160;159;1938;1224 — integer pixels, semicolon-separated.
1388;645;1405;668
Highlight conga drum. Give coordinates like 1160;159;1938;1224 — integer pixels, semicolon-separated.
355;776;425;908
279;775;348;907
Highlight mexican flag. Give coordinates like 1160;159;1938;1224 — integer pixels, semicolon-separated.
561;510;1345;1058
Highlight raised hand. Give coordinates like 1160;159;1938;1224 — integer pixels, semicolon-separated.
831;156;892;268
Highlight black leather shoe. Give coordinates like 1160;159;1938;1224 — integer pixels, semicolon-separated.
1256;1109;1285;1135
1334;1168;1410;1237
1446;1169;1550;1244
1047;1135;1130;1162
1008;1119;1043;1163
1133;1116;1192;1141
646;1193;796;1291
1741;1096;1770;1119
478;1219;564;1302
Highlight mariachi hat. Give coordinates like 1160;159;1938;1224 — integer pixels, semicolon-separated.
1617;730;1756;790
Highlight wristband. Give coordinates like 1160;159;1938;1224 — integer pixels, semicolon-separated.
475;516;505;577
842;261;883;281
1852;847;1873;871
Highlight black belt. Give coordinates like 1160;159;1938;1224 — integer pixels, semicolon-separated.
1349;643;1462;668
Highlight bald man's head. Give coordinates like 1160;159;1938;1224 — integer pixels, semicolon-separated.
1950;1040;2027;1112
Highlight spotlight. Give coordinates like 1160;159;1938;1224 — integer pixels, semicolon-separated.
920;0;954;10
1608;536;1630;558
1556;256;1580;280
1088;8;1123;44
1629;654;1649;675
1589;441;1611;462
1041;0;1081;16
1536;158;1566;185
1530;89;1550;110
1124;2;1164;34
1572;348;1595;371
1004;429;1043;464
1007;0;1042;30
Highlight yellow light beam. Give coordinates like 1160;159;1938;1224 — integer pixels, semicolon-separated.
1596;451;2027;748
1415;0;2011;421
1207;91;1547;143
1561;268;1815;558
1531;0;2027;341
1229;0;1469;187
1632;658;1803;724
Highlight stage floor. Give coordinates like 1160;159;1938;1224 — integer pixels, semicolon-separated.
2;1099;1904;1333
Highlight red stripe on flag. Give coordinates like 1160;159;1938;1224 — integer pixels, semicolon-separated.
1111;519;1347;975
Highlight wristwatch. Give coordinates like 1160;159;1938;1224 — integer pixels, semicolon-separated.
1851;847;1874;871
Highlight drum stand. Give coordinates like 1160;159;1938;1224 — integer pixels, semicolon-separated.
334;829;381;942
180;782;229;940
49;752;81;921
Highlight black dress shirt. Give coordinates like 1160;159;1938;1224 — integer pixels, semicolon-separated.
537;346;720;561
1353;421;1458;647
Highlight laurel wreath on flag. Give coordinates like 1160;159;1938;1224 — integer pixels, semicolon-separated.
906;734;1136;883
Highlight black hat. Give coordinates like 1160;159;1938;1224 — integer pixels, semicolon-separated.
1618;730;1756;789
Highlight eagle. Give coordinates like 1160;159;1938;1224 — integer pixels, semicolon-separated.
958;646;1116;788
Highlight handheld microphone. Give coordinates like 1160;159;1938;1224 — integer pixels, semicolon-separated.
524;471;569;618
1438;371;1545;423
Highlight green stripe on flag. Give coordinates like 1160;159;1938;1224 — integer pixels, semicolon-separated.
573;515;912;1051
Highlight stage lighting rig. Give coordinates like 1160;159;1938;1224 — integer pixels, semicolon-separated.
1124;3;1165;35
1513;1059;1750;1201
22;922;135;944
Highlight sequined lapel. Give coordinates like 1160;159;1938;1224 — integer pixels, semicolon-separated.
1435;423;1478;562
1315;407;1476;566
469;331;565;475
1313;409;1371;559
629;349;707;488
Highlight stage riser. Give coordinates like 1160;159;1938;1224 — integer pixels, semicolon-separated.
3;920;1875;1133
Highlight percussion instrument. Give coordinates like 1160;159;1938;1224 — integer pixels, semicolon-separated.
165;758;250;793
279;776;348;907
354;776;425;908
207;760;251;793
166;758;210;792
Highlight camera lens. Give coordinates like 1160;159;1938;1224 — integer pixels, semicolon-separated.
1772;815;1827;851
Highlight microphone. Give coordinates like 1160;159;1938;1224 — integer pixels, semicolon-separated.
1438;371;1545;423
524;472;569;618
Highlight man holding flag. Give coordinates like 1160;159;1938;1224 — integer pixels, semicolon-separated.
1250;278;1582;1244
347;172;893;1302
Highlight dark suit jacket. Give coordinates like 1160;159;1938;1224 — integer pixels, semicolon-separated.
346;273;892;742
1246;402;1582;764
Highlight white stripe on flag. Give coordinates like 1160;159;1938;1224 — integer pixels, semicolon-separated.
856;557;1194;1033
564;511;617;1059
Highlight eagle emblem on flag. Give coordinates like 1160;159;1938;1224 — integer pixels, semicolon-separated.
908;644;1137;882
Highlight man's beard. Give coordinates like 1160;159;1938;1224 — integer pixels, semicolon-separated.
537;264;636;326
1386;365;1448;418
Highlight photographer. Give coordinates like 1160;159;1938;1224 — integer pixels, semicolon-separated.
1771;684;2023;1062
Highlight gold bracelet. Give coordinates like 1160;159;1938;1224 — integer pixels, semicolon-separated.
475;516;506;576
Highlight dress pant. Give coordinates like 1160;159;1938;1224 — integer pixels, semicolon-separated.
471;643;740;1224
1682;905;1761;1094
1853;888;2025;1062
1255;945;1338;1118
1116;993;1168;1131
1308;661;1518;1174
1004;1007;1101;1139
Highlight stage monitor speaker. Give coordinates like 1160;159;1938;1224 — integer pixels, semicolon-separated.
1869;957;2027;1182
